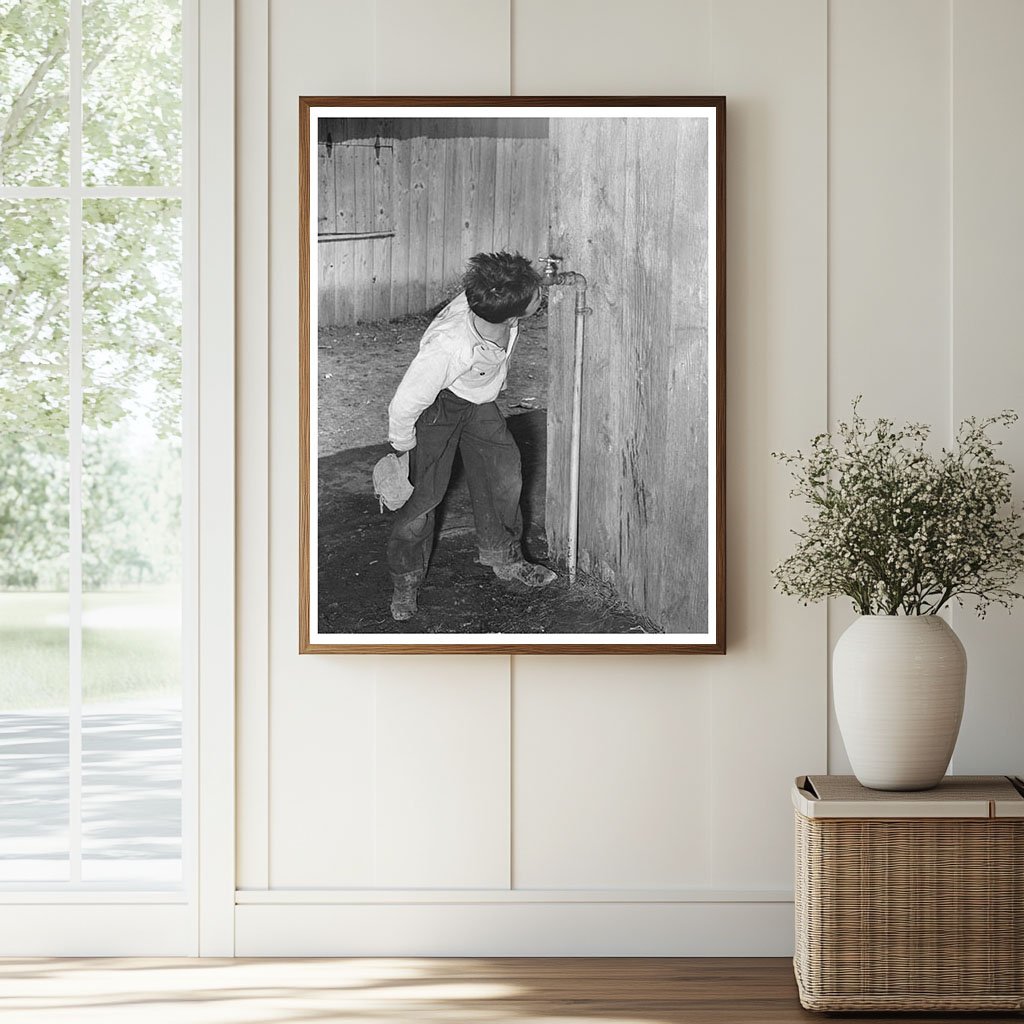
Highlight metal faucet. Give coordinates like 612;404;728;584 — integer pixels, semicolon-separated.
538;254;587;293
539;255;563;288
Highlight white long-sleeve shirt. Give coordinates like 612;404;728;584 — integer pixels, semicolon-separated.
387;291;520;451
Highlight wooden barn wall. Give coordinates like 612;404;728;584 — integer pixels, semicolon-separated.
547;117;710;633
318;118;548;327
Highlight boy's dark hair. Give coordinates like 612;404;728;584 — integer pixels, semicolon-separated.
463;251;541;323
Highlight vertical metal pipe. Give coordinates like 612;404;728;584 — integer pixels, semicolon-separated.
567;283;587;584
539;257;590;584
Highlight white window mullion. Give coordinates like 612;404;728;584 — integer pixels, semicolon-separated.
0;188;69;199
68;0;83;885
0;187;183;200
181;0;200;914
85;186;184;199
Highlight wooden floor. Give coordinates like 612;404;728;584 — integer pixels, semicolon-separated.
0;957;1019;1023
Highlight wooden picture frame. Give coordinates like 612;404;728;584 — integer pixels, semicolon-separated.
300;96;725;654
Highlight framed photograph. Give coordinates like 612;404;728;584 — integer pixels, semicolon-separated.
300;96;725;654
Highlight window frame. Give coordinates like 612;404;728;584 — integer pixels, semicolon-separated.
0;0;235;956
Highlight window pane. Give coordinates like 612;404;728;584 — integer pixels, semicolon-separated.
81;647;182;883
0;0;70;186
82;0;181;187
81;198;181;883
0;199;70;880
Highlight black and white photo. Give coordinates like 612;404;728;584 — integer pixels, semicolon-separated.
299;98;725;653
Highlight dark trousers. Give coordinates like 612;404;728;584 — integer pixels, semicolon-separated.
387;390;524;581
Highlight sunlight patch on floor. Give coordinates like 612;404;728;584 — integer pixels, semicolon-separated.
0;958;679;1024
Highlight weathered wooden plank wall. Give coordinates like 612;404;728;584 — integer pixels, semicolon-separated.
546;117;710;634
318;118;548;326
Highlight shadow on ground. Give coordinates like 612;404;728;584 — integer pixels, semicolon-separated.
317;410;659;636
0;706;181;873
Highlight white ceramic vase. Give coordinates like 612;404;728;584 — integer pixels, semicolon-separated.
833;615;967;791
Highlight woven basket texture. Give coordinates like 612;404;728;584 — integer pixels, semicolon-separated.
794;810;1024;1011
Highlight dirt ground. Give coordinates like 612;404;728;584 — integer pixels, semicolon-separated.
316;308;660;636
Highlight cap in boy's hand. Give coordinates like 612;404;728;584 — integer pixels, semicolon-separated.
372;451;413;512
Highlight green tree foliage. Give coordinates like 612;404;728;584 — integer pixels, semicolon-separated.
83;198;182;439
0;0;182;590
0;199;68;448
0;0;69;186
0;439;68;587
82;0;181;186
82;427;181;590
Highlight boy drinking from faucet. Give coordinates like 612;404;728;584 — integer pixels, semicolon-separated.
385;251;556;621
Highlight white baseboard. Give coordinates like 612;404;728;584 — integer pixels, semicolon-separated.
0;904;195;956
235;898;795;956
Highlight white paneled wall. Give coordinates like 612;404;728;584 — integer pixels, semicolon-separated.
827;0;1024;780
706;0;828;890
512;0;712;94
236;0;271;896
373;663;511;889
948;0;1024;776
826;0;953;773
513;657;713;889
829;0;951;427
270;669;377;885
235;0;1024;954
376;0;510;95
264;0;373;889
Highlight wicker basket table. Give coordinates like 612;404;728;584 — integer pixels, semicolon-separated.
793;774;1024;1012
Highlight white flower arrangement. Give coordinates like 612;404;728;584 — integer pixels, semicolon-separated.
772;400;1024;616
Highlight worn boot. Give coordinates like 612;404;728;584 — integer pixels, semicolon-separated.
492;560;557;587
390;571;422;621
